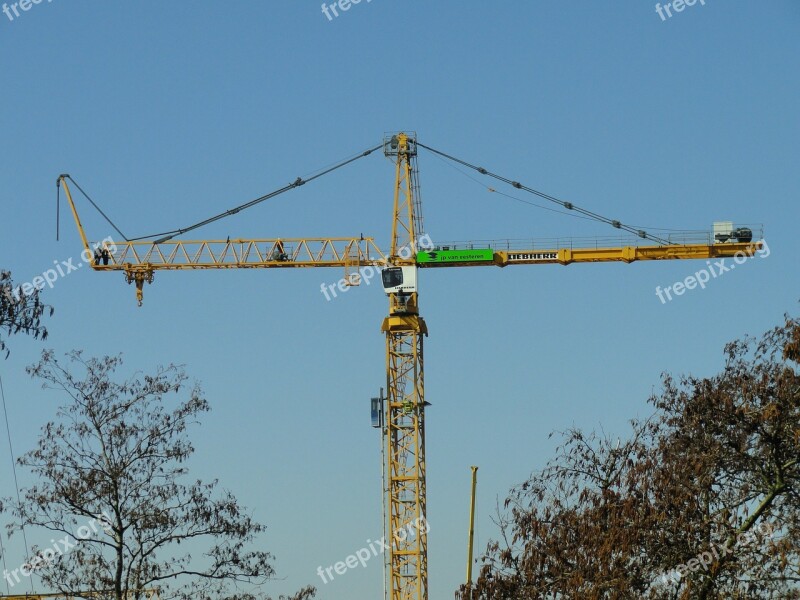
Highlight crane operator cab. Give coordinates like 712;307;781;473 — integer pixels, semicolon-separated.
382;266;417;313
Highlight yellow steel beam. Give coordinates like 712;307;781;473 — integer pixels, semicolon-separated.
92;238;387;271
416;242;762;268
94;240;760;273
389;133;417;259
466;466;478;586
384;133;428;600
382;325;428;600
83;237;388;305
495;242;762;265
57;175;92;260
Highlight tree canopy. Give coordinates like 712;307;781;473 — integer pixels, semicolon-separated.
0;270;53;357
462;312;800;599
3;350;315;600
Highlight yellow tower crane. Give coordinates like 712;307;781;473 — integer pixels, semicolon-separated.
57;132;762;600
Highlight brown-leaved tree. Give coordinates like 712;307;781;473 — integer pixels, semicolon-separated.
461;312;800;599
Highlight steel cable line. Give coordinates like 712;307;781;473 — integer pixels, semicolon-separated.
57;176;129;242
59;143;383;245
417;142;673;246
0;372;35;593
426;150;599;224
135;143;384;244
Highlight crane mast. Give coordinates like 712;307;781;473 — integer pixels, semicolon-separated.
382;132;428;600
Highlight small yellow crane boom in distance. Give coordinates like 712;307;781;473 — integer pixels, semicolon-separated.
466;466;478;587
58;132;762;600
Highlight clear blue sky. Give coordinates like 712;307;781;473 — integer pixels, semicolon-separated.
1;2;798;598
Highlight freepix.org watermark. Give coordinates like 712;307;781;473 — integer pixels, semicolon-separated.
659;520;777;586
655;239;769;304
321;0;372;22
3;512;113;588
2;0;54;23
2;237;117;303
655;0;706;22
316;516;430;585
319;234;433;302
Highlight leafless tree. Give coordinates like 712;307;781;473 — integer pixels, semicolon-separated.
3;350;315;600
